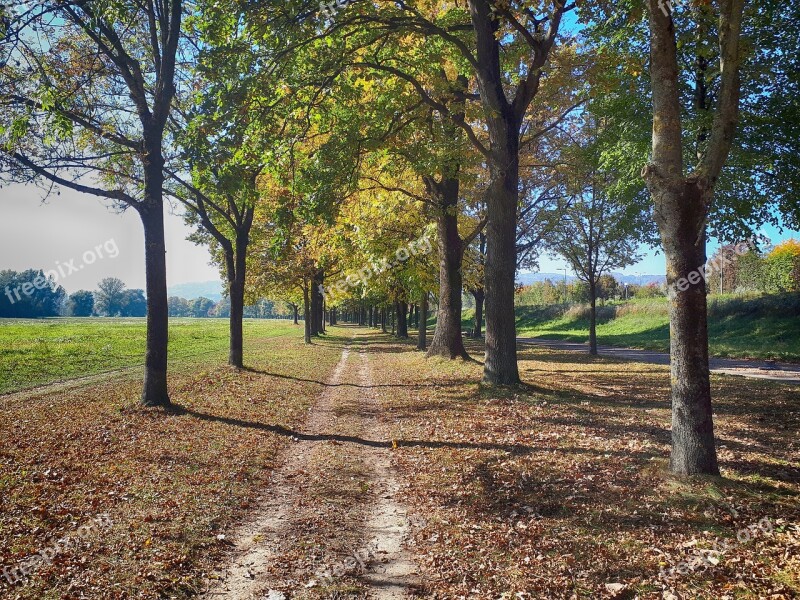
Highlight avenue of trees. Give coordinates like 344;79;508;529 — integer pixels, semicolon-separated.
1;0;798;475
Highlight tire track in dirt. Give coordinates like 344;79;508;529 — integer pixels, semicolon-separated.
354;345;420;599
201;331;420;599
201;344;353;599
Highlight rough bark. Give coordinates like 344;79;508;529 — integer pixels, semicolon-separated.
426;175;469;359
417;292;428;351
472;288;485;338
664;200;718;475
302;284;312;344
643;0;744;475
482;140;521;383
138;189;170;407
227;230;249;368
310;270;324;336
588;281;598;356
395;300;408;338
228;276;245;367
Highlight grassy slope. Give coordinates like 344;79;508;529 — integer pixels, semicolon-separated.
0;317;297;394
497;293;800;362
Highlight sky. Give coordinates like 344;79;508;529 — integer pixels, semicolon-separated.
537;220;799;276
1;182;797;293
0;183;220;294
540;222;800;276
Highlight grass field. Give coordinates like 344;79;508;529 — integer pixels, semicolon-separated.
495;293;800;362
0;318;298;394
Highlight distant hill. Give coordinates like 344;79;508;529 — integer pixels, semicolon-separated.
167;280;224;301
516;271;665;286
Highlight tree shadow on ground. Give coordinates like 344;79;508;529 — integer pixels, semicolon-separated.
240;366;474;389
168;405;656;461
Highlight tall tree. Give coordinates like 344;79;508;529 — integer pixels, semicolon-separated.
68;290;95;317
94;277;127;317
0;0;183;406
546;115;651;354
167;8;273;367
464;0;579;384
642;0;745;474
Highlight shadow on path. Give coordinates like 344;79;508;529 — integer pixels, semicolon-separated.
169;405;650;460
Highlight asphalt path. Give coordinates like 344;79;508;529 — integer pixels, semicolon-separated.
516;337;800;385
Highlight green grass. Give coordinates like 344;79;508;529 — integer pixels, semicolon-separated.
0;317;300;394
465;293;800;362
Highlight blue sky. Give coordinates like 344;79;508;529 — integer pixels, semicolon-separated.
538;222;799;276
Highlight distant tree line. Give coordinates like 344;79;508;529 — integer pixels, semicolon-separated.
0;273;147;318
0;272;297;320
167;296;296;319
0;269;65;318
514;276;667;307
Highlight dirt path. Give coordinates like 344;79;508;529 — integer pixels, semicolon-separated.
354;346;419;599
201;333;420;599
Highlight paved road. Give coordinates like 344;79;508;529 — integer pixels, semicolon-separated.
516;337;800;385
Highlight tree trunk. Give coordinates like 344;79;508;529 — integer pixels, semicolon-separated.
138;168;170;407
227;232;248;368
472;288;484;338
381;306;387;333
228;275;245;367
428;177;469;359
417;291;428;351
641;0;741;476
292;303;299;325
667;239;718;475
311;270;323;336
302;284;312;344
588;280;598;356
483;139;521;384
653;183;719;475
395;300;408;338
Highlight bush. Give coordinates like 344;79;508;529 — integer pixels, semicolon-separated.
563;303;617;323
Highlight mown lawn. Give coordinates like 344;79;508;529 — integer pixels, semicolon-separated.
0;327;346;599
0;317;298;394
500;293;800;361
